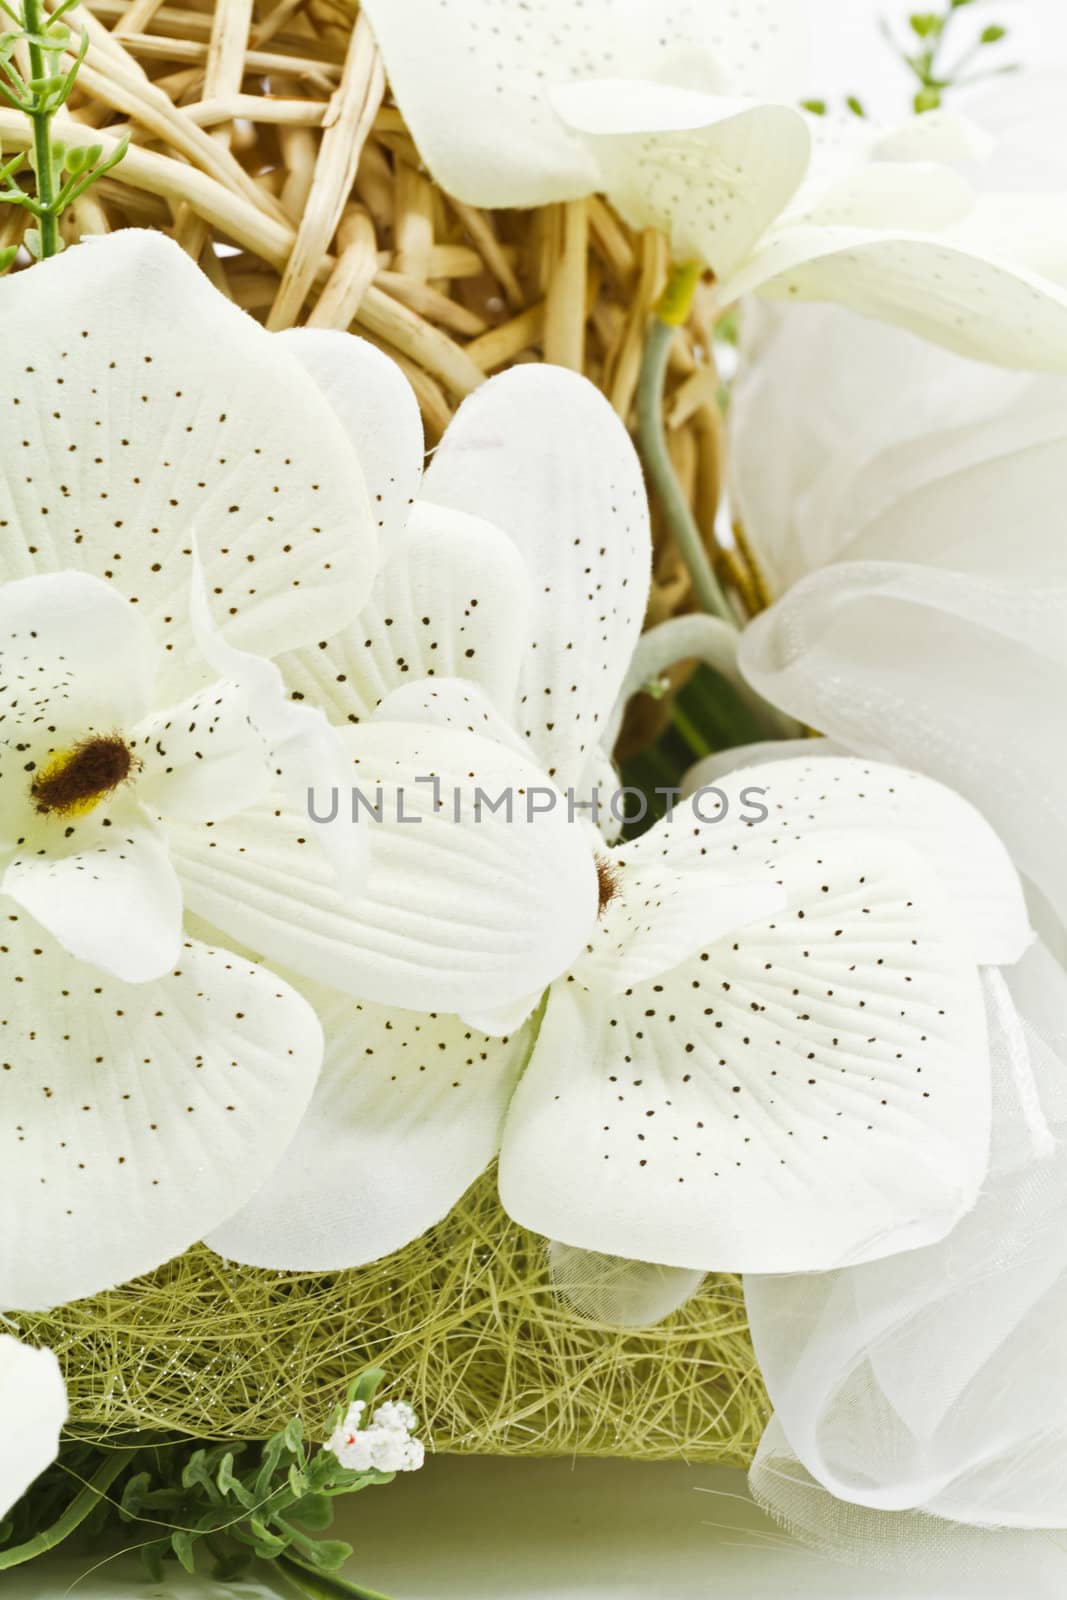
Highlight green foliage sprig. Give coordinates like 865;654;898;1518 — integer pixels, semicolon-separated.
885;0;1017;113
0;1371;401;1600
803;0;1017;122
0;0;128;268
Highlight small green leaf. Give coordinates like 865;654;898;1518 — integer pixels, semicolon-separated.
846;94;866;117
980;23;1007;44
0;242;17;274
348;1369;387;1408
119;1470;152;1517
254;1430;289;1499
249;1518;289;1559
800;97;826;115
909;12;943;37
282;1417;306;1457
914;84;942;112
211;1548;253;1582
182;1448;213;1492
171;1530;197;1574
141;1541;167;1583
290;1493;334;1531
305;1538;353;1573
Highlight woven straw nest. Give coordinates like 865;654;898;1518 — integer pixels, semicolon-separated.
13;0;771;1460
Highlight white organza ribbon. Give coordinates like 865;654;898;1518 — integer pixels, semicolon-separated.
745;943;1067;1566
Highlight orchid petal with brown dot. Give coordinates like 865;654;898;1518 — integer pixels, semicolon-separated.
167;720;600;1017
498;833;990;1275
281;501;531;729
422;366;651;794
208;985;530;1272
0;231;377;696
358;0;806;208
0;923;321;1311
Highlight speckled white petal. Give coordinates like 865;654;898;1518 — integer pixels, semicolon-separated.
0;926;322;1310
359;0;807;207
208;988;529;1269
277;329;425;541
461;989;545;1038
552;81;809;278
0;569;156;727
0;1336;66;1516
0;572;157;849
680;752;1031;969
500;835;990;1274
188;547;366;888
720;227;1067;369
574;836;786;995
281;500;531;726
2;816;182;984
131;680;272;824
0;232;376;693
423;367;650;789
168;721;599;1015
791;161;973;233
374;676;530;759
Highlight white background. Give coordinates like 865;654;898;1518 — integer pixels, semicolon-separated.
804;0;1067;115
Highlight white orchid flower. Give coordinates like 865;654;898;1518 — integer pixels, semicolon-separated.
746;939;1067;1541
0;560;332;1311
192;351;642;1266
0;234;590;1311
164;347;620;1021
732;299;1067;935
206;345;1028;1278
359;0;1067;367
362;0;808;208
0;231;387;1309
0;1335;66;1520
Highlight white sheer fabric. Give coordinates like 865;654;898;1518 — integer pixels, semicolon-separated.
547;1242;705;1329
732;298;1067;928
749;1426;1067;1585
746;943;1067;1557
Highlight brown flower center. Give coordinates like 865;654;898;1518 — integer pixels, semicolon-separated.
30;735;136;818
596;855;620;915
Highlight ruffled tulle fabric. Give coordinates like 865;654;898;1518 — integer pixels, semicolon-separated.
745;942;1067;1569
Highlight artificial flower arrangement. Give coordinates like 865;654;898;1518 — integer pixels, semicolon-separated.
1;0;1065;1592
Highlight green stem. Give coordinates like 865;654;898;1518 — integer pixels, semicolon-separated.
636;309;734;625
22;0;59;256
0;1448;140;1570
669;701;712;761
276;1552;396;1600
